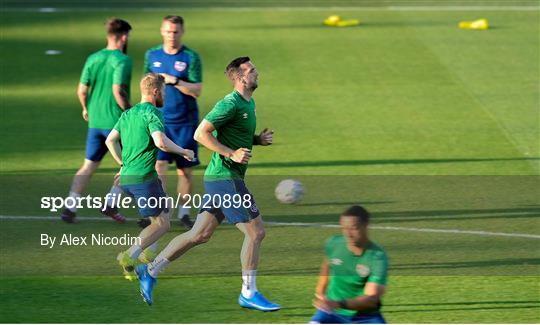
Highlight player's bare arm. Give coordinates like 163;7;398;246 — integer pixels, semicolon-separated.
254;128;273;146
105;129;123;165
151;130;194;161
313;282;385;313
112;84;131;110
315;258;329;297
160;73;202;98
194;119;252;164
77;83;89;121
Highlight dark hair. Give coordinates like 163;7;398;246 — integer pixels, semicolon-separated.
341;205;370;224
163;15;184;26
225;56;251;80
106;18;132;37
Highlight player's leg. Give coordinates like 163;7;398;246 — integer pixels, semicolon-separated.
61;129;108;223
135;210;220;305
176;166;194;229
226;179;279;311
117;179;170;280
236;216;265;297
172;124;199;229
155;160;169;192
101;171;127;223
118;210;171;280
236;216;279;311
71;159;100;194
145;159;170;255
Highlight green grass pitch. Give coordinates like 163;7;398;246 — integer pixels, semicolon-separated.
0;0;539;323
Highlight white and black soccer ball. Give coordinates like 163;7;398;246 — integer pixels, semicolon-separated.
275;179;304;204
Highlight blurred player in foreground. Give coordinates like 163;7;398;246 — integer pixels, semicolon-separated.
134;57;278;311
144;15;203;229
311;205;388;324
105;73;194;280
61;18;132;224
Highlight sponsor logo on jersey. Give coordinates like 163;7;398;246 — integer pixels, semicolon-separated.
243;113;248;119
153;61;162;68
356;264;371;277
330;258;343;266
174;61;187;72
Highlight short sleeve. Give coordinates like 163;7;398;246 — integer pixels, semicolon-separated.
324;236;336;257
187;51;202;83
148;110;165;134
113;57;132;85
204;99;235;129
80;58;91;85
367;251;388;285
113;115;122;133
143;50;152;74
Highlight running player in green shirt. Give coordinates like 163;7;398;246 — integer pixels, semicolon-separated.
134;57;279;311
105;73;194;281
61;18;133;224
311;205;388;324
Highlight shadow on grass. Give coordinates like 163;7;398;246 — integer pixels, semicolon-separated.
386;300;540;307
267;206;540;223
298;200;393;207
3;157;538;174
391;258;540;270
385;304;540;313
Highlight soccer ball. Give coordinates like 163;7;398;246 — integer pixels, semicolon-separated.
275;179;304;204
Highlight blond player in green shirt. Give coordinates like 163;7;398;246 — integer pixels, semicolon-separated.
105;73;194;281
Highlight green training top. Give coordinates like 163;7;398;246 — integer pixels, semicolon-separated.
325;235;389;317
80;49;132;129
203;90;256;180
113;102;165;185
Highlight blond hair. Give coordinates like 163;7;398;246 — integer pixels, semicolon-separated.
140;73;165;96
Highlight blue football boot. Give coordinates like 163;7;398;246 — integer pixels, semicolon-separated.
238;292;281;312
135;264;156;306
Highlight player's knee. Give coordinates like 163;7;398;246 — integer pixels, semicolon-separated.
256;228;266;241
155;161;168;174
78;160;99;174
190;230;212;245
152;214;170;231
249;227;265;242
177;168;192;179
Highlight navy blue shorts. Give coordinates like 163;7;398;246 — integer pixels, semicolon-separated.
120;179;169;218
156;124;199;169
85;128;111;161
310;310;386;324
200;179;260;224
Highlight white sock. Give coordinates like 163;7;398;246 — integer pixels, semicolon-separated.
148;257;170;278
178;206;190;219
241;270;258;298
105;185;123;208
127;245;142;259
67;191;81;212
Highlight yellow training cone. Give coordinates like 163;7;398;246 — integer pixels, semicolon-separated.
324;15;341;26
335;19;360;27
459;18;489;30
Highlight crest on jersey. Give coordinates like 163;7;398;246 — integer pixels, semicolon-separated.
356;264;370;277
174;61;187;72
250;202;259;213
330;258;343;266
153;61;162;68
